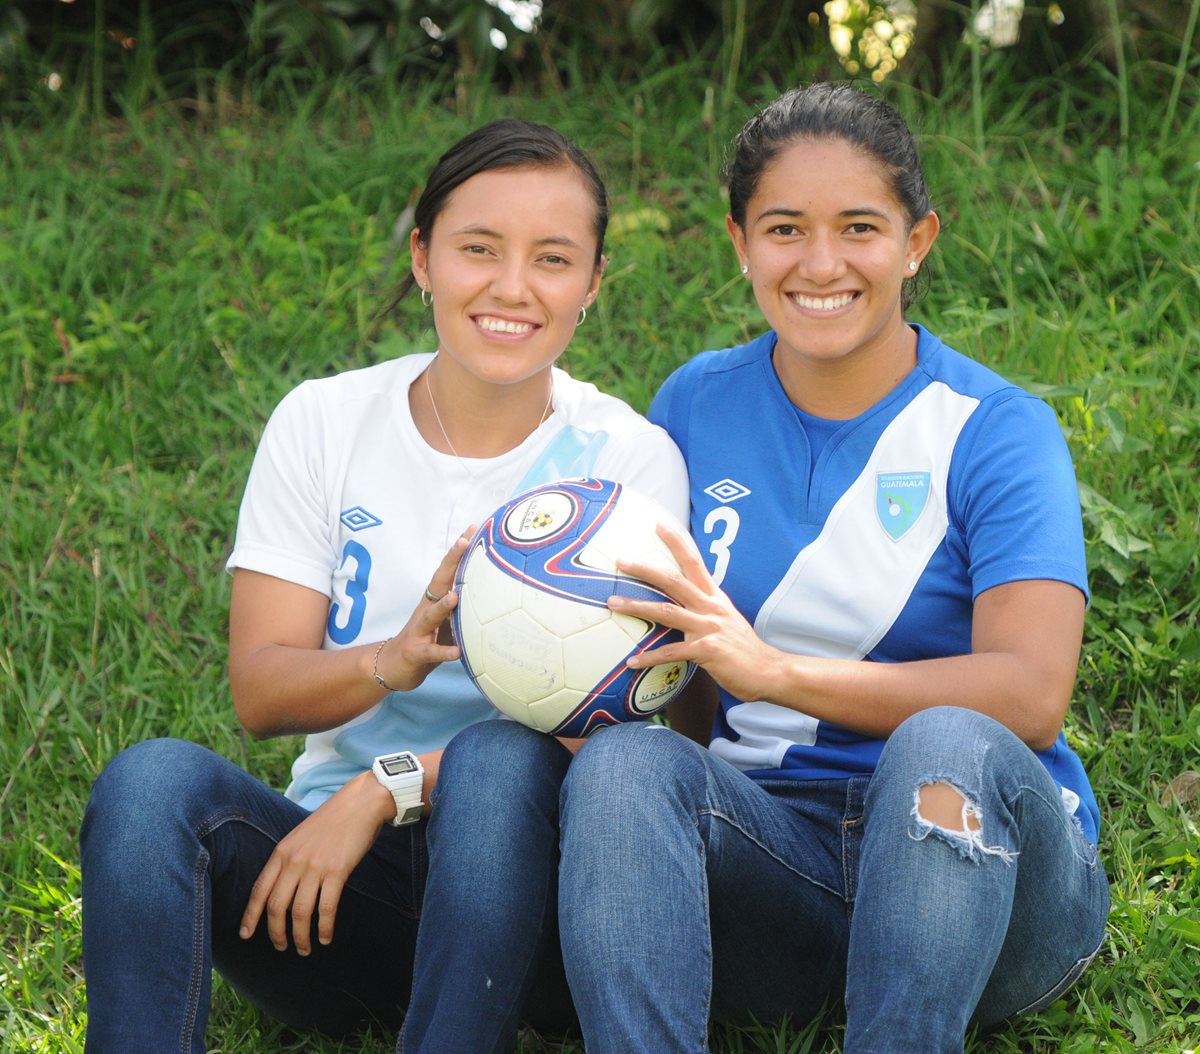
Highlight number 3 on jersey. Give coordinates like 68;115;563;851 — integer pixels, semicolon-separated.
703;506;740;587
327;540;371;644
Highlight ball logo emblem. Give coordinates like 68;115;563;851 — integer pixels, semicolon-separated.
629;661;689;715
503;491;575;543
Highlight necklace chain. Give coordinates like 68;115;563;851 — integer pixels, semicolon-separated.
424;365;554;480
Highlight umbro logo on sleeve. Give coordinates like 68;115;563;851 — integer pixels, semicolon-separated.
339;506;383;532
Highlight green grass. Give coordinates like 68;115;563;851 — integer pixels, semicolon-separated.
2;47;1199;1053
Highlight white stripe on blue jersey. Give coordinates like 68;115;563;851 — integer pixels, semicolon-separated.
650;325;1101;844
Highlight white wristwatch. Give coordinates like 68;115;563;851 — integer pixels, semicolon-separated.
371;751;425;827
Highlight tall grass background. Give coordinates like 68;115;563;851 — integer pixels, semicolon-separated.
2;28;1199;1054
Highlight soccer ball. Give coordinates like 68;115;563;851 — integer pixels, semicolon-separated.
452;478;696;737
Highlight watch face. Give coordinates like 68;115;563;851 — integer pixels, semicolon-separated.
379;753;419;777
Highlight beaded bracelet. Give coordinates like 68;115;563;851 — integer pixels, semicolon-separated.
372;636;398;691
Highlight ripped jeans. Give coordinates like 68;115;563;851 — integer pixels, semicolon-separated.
558;706;1109;1054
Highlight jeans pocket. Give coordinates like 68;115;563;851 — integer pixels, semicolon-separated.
841;776;869;910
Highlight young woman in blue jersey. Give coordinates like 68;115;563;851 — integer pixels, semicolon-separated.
548;84;1108;1052
78;119;687;1053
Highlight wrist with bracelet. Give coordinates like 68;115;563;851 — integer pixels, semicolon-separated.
372;637;398;692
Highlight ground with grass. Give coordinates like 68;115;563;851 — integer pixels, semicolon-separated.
2;52;1198;1053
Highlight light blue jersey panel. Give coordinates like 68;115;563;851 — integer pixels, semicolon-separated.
514;425;611;492
651;325;1100;843
290;665;497;811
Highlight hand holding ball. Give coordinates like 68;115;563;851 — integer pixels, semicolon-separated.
452;478;695;737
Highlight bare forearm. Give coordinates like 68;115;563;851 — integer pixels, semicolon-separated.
760;649;1072;751
228;555;465;740
616;558;1084;755
232;642;386;739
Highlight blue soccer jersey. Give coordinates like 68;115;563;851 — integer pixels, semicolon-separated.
650;325;1101;844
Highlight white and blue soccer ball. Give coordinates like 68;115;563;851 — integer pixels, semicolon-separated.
452;478;696;738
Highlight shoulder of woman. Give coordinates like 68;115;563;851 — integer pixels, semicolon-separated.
550;369;659;432
270;355;428;419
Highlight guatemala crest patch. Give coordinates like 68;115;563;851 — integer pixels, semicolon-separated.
875;472;931;541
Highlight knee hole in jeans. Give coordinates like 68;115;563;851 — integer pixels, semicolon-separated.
911;780;1016;865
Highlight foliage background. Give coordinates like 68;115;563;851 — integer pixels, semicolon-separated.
2;1;1199;1051
3;0;1197;113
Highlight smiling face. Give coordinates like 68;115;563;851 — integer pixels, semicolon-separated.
726;136;939;408
410;163;604;394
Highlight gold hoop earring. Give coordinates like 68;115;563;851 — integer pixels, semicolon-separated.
421;287;433;307
576;306;587;326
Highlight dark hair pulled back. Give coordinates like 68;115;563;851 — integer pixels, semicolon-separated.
726;84;933;308
397;118;608;301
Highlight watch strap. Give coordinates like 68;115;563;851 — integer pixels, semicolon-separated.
391;801;424;826
372;752;424;827
387;786;423;827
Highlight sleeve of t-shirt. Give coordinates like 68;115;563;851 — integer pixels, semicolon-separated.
950;392;1088;602
225;382;338;596
648;364;690;460
593;426;690;529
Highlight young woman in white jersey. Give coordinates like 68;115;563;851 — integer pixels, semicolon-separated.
79;118;686;1053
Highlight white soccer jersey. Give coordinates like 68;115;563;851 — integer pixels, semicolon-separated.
228;352;688;809
650;325;1101;843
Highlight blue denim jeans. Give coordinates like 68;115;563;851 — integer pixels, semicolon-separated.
398;720;577;1053
80;738;425;1053
556;707;1110;1054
